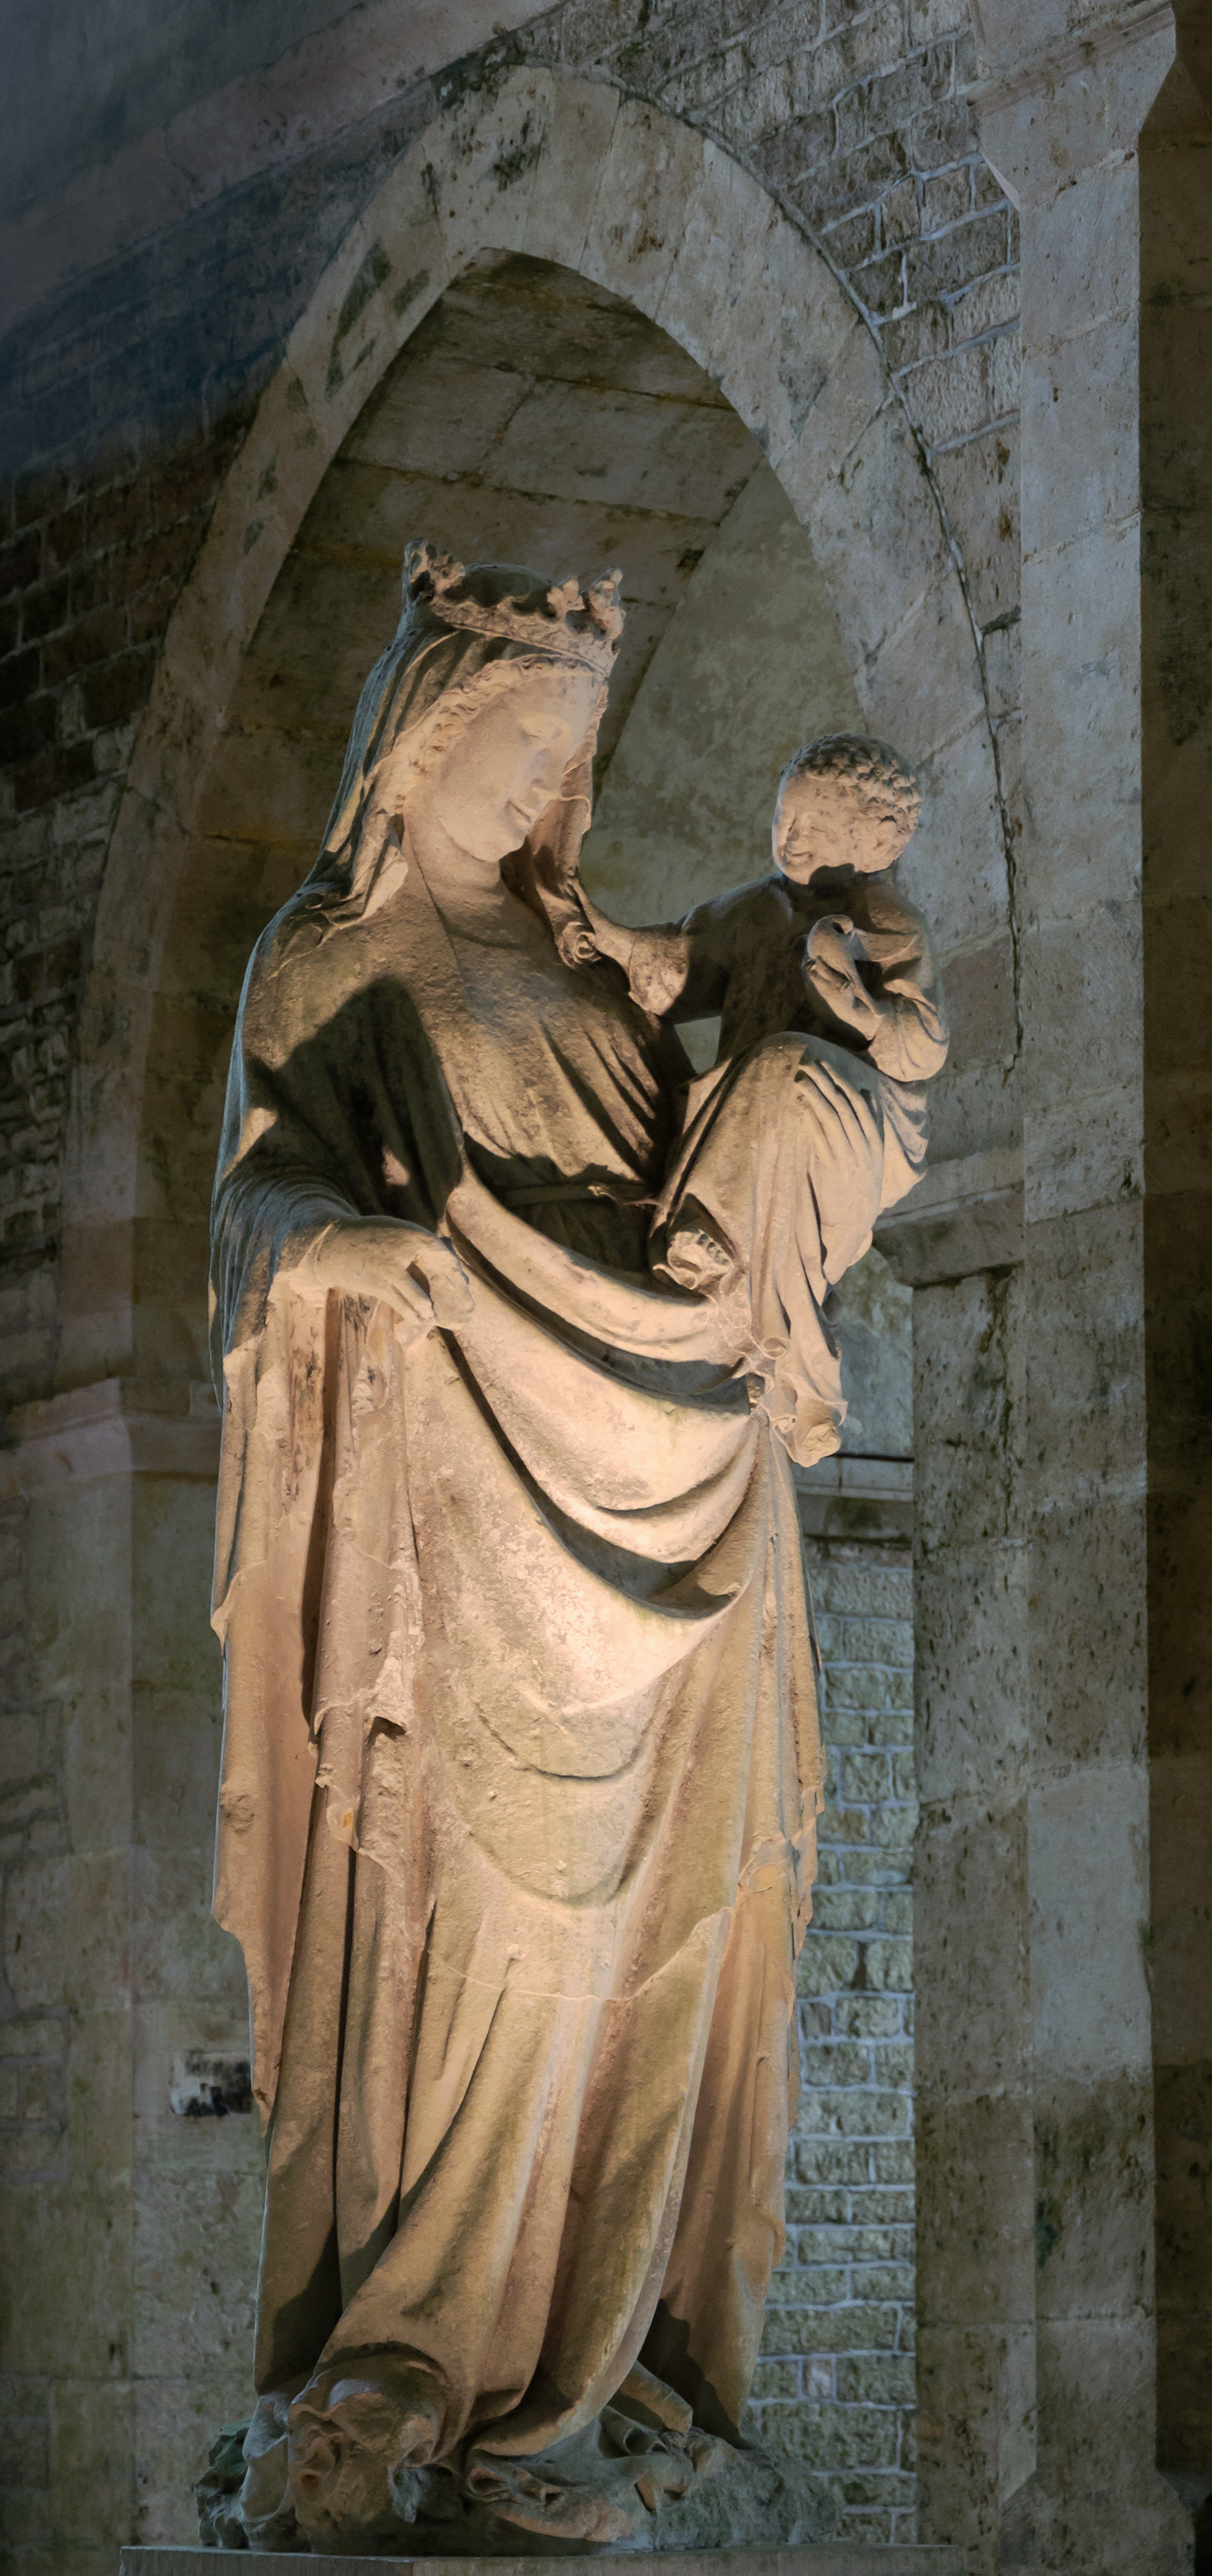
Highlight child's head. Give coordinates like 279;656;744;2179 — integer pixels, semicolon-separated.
772;734;920;885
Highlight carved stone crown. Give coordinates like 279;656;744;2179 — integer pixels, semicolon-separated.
403;540;625;680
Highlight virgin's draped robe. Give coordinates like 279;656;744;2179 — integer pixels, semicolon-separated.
210;840;841;2475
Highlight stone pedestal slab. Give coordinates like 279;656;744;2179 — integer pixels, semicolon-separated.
120;2549;967;2576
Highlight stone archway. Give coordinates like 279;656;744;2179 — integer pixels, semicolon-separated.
58;59;1003;1394
114;247;852;1385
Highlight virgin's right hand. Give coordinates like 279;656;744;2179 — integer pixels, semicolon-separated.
304;1218;473;1343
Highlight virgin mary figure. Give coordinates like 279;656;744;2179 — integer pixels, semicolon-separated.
204;546;890;2554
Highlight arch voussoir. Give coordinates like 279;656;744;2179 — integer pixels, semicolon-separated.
427;64;558;271
520;78;623;274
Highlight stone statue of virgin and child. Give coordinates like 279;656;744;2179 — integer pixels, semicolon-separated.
201;546;946;2556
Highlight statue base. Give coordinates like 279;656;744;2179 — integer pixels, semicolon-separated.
192;2381;845;2556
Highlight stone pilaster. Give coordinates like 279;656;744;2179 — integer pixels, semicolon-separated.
879;1189;1033;2572
885;5;1210;2567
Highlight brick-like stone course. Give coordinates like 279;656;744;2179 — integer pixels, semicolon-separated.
745;1534;917;2543
0;1488;70;2204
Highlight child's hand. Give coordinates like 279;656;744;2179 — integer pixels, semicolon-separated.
803;917;884;1042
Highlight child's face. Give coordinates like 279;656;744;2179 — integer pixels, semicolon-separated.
772;772;912;885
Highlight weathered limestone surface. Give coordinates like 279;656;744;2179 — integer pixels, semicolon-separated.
909;1267;1032;2566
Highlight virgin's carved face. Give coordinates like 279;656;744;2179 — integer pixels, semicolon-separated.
417;663;599;868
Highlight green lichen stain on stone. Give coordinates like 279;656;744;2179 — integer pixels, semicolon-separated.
98;997;131;1058
242;519;264;556
391;269;430;318
494;112;545;191
327;240;392;394
336;241;391;341
1034;2196;1062;2268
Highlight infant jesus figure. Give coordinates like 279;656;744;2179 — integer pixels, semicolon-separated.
572;732;948;1464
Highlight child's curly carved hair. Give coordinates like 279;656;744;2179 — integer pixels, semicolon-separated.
779;732;921;834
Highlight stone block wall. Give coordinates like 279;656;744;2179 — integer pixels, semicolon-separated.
553;0;1020;484
0;436;238;1402
746;1514;917;2544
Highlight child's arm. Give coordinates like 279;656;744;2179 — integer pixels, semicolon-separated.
573;886;730;1021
